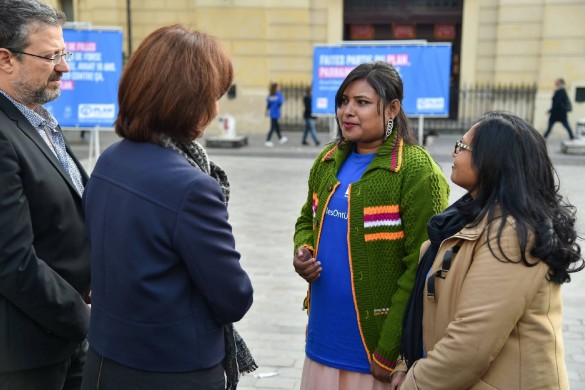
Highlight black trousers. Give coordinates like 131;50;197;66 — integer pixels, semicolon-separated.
266;118;282;141
544;116;575;139
0;340;87;390
81;347;225;390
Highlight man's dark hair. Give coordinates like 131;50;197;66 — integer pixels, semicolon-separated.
0;0;66;57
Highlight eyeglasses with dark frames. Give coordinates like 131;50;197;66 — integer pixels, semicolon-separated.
10;50;72;65
454;140;473;155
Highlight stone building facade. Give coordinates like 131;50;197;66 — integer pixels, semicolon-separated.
47;0;585;135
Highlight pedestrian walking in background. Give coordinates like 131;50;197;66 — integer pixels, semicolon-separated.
302;86;320;146
265;82;287;147
293;61;450;389
0;1;91;388
81;25;254;390
397;111;583;390
544;78;575;140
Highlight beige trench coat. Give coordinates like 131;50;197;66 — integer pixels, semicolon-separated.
400;216;569;390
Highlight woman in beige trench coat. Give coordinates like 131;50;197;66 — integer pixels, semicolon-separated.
393;111;583;390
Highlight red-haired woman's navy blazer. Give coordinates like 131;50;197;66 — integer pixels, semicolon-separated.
83;139;253;372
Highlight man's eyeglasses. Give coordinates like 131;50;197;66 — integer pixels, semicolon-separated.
11;50;72;65
454;140;473;155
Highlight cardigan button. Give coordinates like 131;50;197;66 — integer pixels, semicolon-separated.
327;185;333;191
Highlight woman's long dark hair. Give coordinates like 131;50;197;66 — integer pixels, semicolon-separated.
334;61;417;145
460;111;582;283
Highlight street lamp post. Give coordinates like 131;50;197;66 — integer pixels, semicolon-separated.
126;0;133;57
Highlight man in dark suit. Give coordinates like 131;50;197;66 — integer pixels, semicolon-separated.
0;1;91;389
544;78;576;140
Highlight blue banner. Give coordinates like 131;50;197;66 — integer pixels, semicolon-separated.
312;44;452;116
45;28;123;128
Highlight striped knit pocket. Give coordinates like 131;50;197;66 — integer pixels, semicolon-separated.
363;205;405;242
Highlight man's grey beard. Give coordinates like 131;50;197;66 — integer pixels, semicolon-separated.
10;79;61;107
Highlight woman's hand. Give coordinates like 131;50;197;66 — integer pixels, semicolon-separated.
370;359;394;383
390;371;406;390
293;247;322;283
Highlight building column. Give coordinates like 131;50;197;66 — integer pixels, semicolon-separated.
326;0;343;44
460;0;480;86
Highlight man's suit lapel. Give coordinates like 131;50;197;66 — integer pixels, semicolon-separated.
0;95;84;197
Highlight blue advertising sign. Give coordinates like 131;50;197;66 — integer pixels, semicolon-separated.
45;28;123;127
312;44;452;117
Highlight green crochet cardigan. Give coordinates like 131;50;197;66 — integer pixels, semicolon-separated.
294;131;449;371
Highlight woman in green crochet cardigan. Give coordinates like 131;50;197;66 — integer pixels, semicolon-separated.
293;61;450;390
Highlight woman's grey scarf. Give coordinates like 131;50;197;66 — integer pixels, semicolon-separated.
163;136;230;204
223;324;258;389
163;136;257;389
